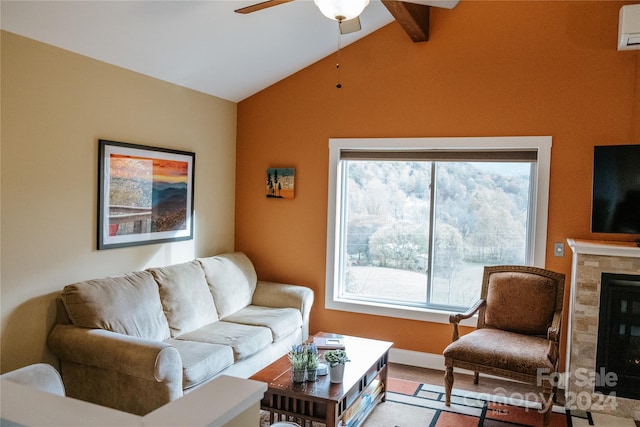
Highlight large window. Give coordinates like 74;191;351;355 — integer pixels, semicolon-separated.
326;137;551;324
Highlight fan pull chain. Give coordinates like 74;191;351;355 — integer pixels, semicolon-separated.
336;23;342;89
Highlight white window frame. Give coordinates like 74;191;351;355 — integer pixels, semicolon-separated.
325;136;552;326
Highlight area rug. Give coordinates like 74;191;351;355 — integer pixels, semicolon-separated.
261;377;638;427
364;377;637;427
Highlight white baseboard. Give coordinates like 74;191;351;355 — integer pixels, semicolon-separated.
388;348;446;371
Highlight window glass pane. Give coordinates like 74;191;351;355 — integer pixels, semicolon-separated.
430;162;531;307
341;161;431;304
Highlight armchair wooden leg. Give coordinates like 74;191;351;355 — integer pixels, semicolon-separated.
473;372;479;385
542;383;553;427
444;366;453;406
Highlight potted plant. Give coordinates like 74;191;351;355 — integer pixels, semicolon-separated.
288;344;308;383
305;343;320;381
289;343;321;383
323;349;350;383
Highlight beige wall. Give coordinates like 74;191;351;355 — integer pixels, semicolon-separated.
0;31;237;372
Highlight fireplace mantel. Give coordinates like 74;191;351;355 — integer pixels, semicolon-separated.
566;238;640;420
567;238;640;258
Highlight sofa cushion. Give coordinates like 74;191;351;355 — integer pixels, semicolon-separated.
61;271;170;341
165;339;234;390
197;253;257;318
222;305;302;341
149;261;218;337
176;321;272;361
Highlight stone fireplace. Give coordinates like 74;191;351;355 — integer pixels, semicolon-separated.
566;239;640;420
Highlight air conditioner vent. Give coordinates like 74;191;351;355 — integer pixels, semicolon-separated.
619;4;640;51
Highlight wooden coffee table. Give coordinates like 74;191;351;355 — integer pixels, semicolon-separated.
250;333;392;427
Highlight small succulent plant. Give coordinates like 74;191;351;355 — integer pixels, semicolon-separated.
323;349;350;367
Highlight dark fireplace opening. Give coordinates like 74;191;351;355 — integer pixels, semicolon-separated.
596;273;640;400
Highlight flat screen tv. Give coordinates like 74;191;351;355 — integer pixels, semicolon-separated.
591;144;640;235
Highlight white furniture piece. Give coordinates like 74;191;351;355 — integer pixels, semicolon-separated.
0;363;65;396
1;372;266;427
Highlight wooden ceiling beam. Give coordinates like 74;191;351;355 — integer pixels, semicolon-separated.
381;1;430;42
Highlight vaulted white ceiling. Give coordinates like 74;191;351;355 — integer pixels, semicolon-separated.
1;0;400;102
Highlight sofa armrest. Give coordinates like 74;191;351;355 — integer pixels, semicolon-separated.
48;324;184;415
252;281;314;341
48;324;182;383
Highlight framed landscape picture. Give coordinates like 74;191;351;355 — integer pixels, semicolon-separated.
98;139;195;250
266;168;295;199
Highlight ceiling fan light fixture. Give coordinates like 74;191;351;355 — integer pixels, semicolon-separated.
314;0;370;22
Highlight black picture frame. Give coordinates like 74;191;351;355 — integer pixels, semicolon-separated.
98;139;195;250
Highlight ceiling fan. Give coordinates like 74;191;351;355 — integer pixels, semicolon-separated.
234;0;460;42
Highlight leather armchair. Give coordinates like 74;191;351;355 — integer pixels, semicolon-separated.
443;265;565;427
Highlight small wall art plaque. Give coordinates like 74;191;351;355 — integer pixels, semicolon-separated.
266;168;294;200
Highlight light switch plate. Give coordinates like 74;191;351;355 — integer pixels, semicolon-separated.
554;242;565;257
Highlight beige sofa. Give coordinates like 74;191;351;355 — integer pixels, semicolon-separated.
48;252;313;415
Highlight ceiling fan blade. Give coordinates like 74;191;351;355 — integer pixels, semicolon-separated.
398;0;459;9
339;17;362;35
234;0;295;14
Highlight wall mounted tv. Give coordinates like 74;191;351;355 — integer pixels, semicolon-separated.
591;144;640;235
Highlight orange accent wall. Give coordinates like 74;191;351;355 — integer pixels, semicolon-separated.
236;1;640;358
